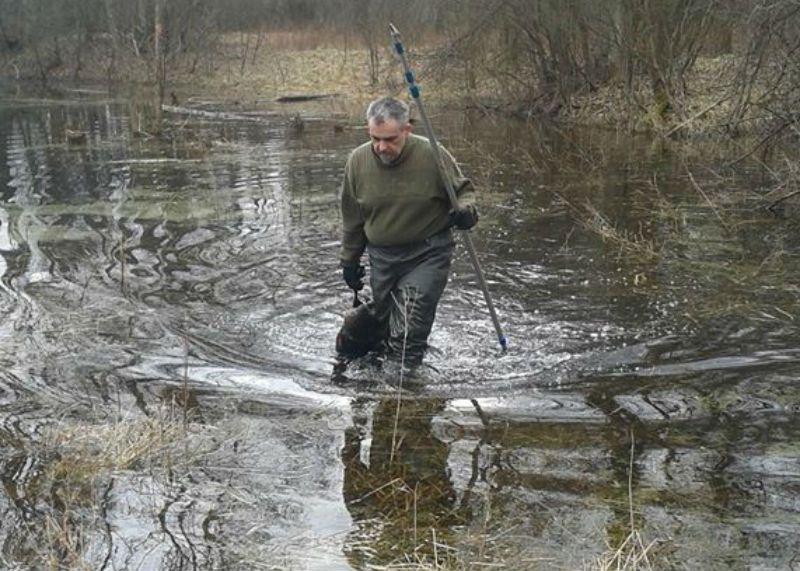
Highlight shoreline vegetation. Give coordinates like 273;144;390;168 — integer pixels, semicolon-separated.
2;6;798;143
0;38;785;138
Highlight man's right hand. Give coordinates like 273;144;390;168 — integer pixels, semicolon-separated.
449;204;479;230
342;262;365;291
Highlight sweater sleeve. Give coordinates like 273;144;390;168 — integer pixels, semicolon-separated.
440;145;476;209
339;158;367;264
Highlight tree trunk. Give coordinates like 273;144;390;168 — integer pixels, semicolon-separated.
154;0;165;129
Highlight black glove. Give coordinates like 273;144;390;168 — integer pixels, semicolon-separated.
341;262;365;291
449;205;478;230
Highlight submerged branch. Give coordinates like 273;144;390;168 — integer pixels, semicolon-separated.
685;165;731;233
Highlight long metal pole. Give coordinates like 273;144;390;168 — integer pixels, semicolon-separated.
389;23;507;352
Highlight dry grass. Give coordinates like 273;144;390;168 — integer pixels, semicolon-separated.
588;530;660;571
551;190;662;262
584;432;669;571
3;26;468;121
164;29;428;115
17;411;189;570
44;412;182;480
578;201;660;260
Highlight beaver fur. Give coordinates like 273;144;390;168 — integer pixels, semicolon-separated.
335;301;385;358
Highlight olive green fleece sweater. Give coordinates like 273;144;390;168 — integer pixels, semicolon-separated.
339;133;475;264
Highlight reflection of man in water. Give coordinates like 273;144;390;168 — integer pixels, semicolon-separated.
341;398;466;567
338;96;478;368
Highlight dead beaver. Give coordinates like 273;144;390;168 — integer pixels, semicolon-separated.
335;299;385;359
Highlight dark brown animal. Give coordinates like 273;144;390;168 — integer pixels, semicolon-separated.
335;302;384;358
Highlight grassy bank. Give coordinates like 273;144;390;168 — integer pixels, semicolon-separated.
2;27;786;140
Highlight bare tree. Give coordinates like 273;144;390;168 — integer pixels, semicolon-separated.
350;0;386;86
726;0;800;137
3;0;797;143
154;0;164;126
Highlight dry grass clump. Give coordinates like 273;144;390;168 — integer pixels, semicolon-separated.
585;432;670;571
578;201;660;261
588;529;661;571
12;411;189;570
359;526;524;571
548;186;663;264
45;413;182;480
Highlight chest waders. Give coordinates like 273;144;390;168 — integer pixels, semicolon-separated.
369;229;454;366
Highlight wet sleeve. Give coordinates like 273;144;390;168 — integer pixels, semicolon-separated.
339;159;367;264
440;146;476;209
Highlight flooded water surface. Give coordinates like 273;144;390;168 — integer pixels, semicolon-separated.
1;87;799;570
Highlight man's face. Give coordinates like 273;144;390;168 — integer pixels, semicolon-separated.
368;118;411;165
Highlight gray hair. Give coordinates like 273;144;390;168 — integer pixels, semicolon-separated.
366;96;410;125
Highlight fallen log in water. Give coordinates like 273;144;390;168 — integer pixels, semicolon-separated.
160;104;268;122
275;93;337;103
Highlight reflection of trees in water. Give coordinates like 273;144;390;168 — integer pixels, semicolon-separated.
342;397;469;567
4;118;51;285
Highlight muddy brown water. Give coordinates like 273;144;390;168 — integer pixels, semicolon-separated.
0;86;799;570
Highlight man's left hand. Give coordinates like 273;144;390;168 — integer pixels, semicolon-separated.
342;262;366;291
449;205;478;230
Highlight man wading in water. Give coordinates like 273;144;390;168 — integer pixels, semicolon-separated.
338;96;478;369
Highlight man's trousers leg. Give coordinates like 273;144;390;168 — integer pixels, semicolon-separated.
368;231;453;366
